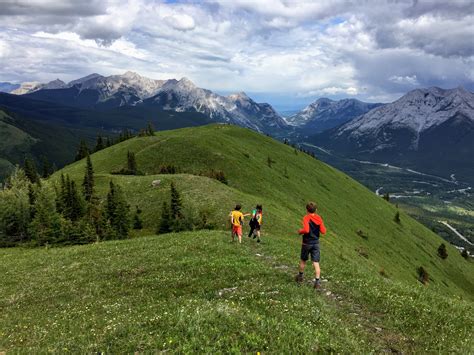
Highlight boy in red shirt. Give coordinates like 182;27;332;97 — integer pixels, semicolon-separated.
295;202;327;289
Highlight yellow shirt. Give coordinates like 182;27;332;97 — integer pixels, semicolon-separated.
231;210;244;227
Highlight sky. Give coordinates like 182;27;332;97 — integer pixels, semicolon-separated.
0;0;473;110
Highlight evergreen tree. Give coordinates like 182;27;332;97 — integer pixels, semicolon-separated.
24;157;40;184
84;195;107;242
127;151;137;175
437;243;448;259
61;175;84;221
106;181;130;238
170;182;182;219
41;156;53;178
106;137;112;147
57;174;67;214
69;180;85;221
133;206;143;230
82;154;94;202
0;167;31;245
94;135;105;152
29;182;63;245
158;202;171;234
383;193;390;202
147;122;155;136
75;140;89;161
28;183;36;219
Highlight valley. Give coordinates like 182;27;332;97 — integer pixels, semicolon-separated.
303;142;474;254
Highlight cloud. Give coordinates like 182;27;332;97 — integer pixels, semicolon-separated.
164;14;196;31
389;75;420;86
0;0;473;108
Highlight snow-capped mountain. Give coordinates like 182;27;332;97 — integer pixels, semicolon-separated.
0;82;20;93
288;98;382;132
312;86;474;183
337;87;473;145
142;78;287;132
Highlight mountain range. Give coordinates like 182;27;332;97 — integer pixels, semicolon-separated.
10;71;286;133
287;98;382;132
1;71;473;184
311;86;474;183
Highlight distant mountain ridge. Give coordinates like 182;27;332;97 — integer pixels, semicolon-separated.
15;71;286;132
287;98;382;132
0;82;20;93
312;86;474;183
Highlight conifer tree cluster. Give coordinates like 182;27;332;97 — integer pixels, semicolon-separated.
75;140;90;161
157;182;196;234
138;122;155;137
0;157;132;246
94;135;105;152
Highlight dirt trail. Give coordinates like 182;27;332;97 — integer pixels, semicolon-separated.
246;240;414;353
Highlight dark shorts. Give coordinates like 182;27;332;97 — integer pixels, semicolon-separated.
300;243;320;262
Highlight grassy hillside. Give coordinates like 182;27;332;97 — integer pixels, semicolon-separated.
2;124;473;352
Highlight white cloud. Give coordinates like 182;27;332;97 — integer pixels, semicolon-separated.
0;0;473;107
389;75;419;86
164;14;196;31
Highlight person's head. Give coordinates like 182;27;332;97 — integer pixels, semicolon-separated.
235;204;242;211
306;202;317;213
256;204;263;212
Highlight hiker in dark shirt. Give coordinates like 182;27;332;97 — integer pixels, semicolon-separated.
294;202;327;289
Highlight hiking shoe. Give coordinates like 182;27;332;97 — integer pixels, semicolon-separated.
257;239;261;243
313;279;322;289
253;235;256;239
295;273;304;283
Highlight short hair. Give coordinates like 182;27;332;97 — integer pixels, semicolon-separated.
256;204;263;211
306;202;317;213
235;204;242;211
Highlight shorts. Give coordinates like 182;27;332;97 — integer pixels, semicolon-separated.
300;243;320;262
232;225;242;236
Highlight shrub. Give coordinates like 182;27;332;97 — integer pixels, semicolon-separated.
196;208;216;230
356;229;368;240
437;243;448;259
418;266;429;285
133;206;143;230
159;165;178;174
356;247;369;258
201;170;228;184
461;249;469;259
394;211;401;224
267;156;275;168
379;268;389;278
382;193;390;201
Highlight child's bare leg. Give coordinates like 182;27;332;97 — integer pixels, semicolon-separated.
312;262;320;279
299;259;306;273
238;234;242;243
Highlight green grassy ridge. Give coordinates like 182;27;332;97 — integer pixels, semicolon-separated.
0;110;37;180
1;231;472;353
54;124;474;299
